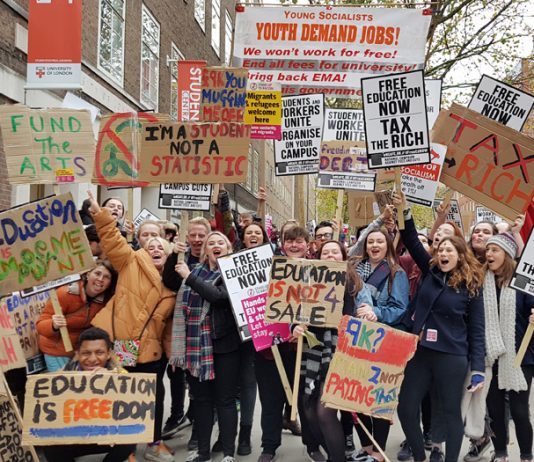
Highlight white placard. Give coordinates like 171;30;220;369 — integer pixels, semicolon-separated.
425;79;442;130
133;208;160;229
159;184;212;211
323;109;365;142
511;228;534;295
475;206;504;224
433;198;463;232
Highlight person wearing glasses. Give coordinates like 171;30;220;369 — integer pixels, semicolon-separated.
312;221;334;258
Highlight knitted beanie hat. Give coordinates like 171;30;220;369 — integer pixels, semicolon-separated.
486;232;518;259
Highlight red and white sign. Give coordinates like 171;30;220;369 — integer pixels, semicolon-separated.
27;0;82;89
177;60;206;122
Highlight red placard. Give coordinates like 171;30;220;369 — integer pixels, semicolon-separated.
177;60;207;121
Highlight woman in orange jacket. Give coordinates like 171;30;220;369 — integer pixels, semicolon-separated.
36;260;117;372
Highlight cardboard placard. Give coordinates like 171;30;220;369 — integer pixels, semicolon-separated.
348;193;376;228
322;316;418;420
233;6;431;96
0;393;37;461
511;227;534;296
275;94;324;176
159;183;212;212
265;257;346;327
432;103;534;221
0;193;95;296
433;198;463;232
218;245;291;350
318;141;376;191
475;206;503;224
244;81;283;140
201;67;247;122
362;70;430;169
400;143;446;207
0;106;94;184
3;291;49;360
468;75;534;131
323;109;365;142
0;304;26;372
23;372;157;445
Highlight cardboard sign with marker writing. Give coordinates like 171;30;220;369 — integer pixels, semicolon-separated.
201;67;247;122
432;103;534;221
265;257;346;327
0;105;94;185
0;305;26;373
0;393;37;461
23;372;157;445
322;316;418;420
0;193;95;295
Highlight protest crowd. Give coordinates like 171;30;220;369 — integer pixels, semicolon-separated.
1;4;534;462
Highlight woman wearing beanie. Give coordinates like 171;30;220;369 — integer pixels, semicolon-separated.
483;232;534;462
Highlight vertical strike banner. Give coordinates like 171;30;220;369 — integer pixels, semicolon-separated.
362;70;430;169
177;60;206;122
274;94;324;176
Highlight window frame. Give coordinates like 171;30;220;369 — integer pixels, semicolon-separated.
97;0;126;85
140;4;161;110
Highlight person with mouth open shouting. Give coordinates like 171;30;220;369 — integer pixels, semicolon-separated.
170;231;240;462
86;192;177;462
391;191;486;462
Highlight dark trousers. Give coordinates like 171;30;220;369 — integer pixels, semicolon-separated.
487;363;534;460
186;350;240;458
125;358;166;442
44;443;135;462
239;341;257;427
166;363;186;420
355;414;390;453
398;347;467;462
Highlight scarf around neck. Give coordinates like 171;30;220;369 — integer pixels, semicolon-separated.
484;270;527;392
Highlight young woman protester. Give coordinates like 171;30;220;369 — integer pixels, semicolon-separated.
482;233;534;462
349;224;410;462
468;221;498;263
170;231;240;462
87;193;177;462
292;240;373;462
37;260;117;372
391;192;486;462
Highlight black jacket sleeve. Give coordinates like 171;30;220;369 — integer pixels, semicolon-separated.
467;290;486;373
399;217;431;275
162;252;184;292
185;273;229;306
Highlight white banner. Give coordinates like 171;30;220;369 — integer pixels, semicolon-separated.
159;184;212;211
323;109;365;142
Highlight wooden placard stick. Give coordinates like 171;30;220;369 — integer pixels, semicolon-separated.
211;184;220;205
49;289;73;352
356;417;391;462
178;211;189;263
271;343;292;404
127;188;134;242
515;323;533;368
394;169;405;230
290;334;304;421
333;190;345;241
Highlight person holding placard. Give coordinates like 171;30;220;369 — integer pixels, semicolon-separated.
349;226;409;462
87;194;177;462
477;233;534;462
36;260;117;372
170;231;240;462
293;240;373;462
42;327;136;462
392;192;486;462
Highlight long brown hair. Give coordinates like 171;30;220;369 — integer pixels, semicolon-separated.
484;251;517;288
318;240;363;295
430;236;484;297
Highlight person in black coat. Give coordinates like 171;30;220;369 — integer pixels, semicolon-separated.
390;192;486;462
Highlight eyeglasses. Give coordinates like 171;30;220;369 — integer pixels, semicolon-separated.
316;232;333;240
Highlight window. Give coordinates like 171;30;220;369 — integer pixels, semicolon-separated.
224;10;232;65
195;0;205;31
246;144;253;191
170;44;185;120
98;0;125;84
252;149;259;192
211;0;220;56
140;6;160;110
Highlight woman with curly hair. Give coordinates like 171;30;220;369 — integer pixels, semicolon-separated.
393;192;486;462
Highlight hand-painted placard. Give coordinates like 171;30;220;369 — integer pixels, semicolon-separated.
274;94;324;176
0;193;95;296
218;245;291;350
400;143;446;207
475;206;503;224
432;103;534;221
511;227;534;295
3;291;49;360
0;105;94;184
23;372;156;445
244;81;283;140
159;183;212;212
0;304;26;373
362;70;430;169
433;198;463;232
0;394;37;461
318;141;376;191
265;257;346;327
133;208;160;230
201;67;247;122
323;109;365;142
233;6;431;95
322;316;418;420
425;79;442;130
468;75;534;131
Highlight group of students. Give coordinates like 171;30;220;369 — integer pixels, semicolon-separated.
24;187;534;462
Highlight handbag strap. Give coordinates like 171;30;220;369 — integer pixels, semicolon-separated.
112;302;158;342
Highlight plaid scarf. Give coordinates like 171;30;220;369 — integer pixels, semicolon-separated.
170;264;220;382
357;259;390;303
301;328;335;402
